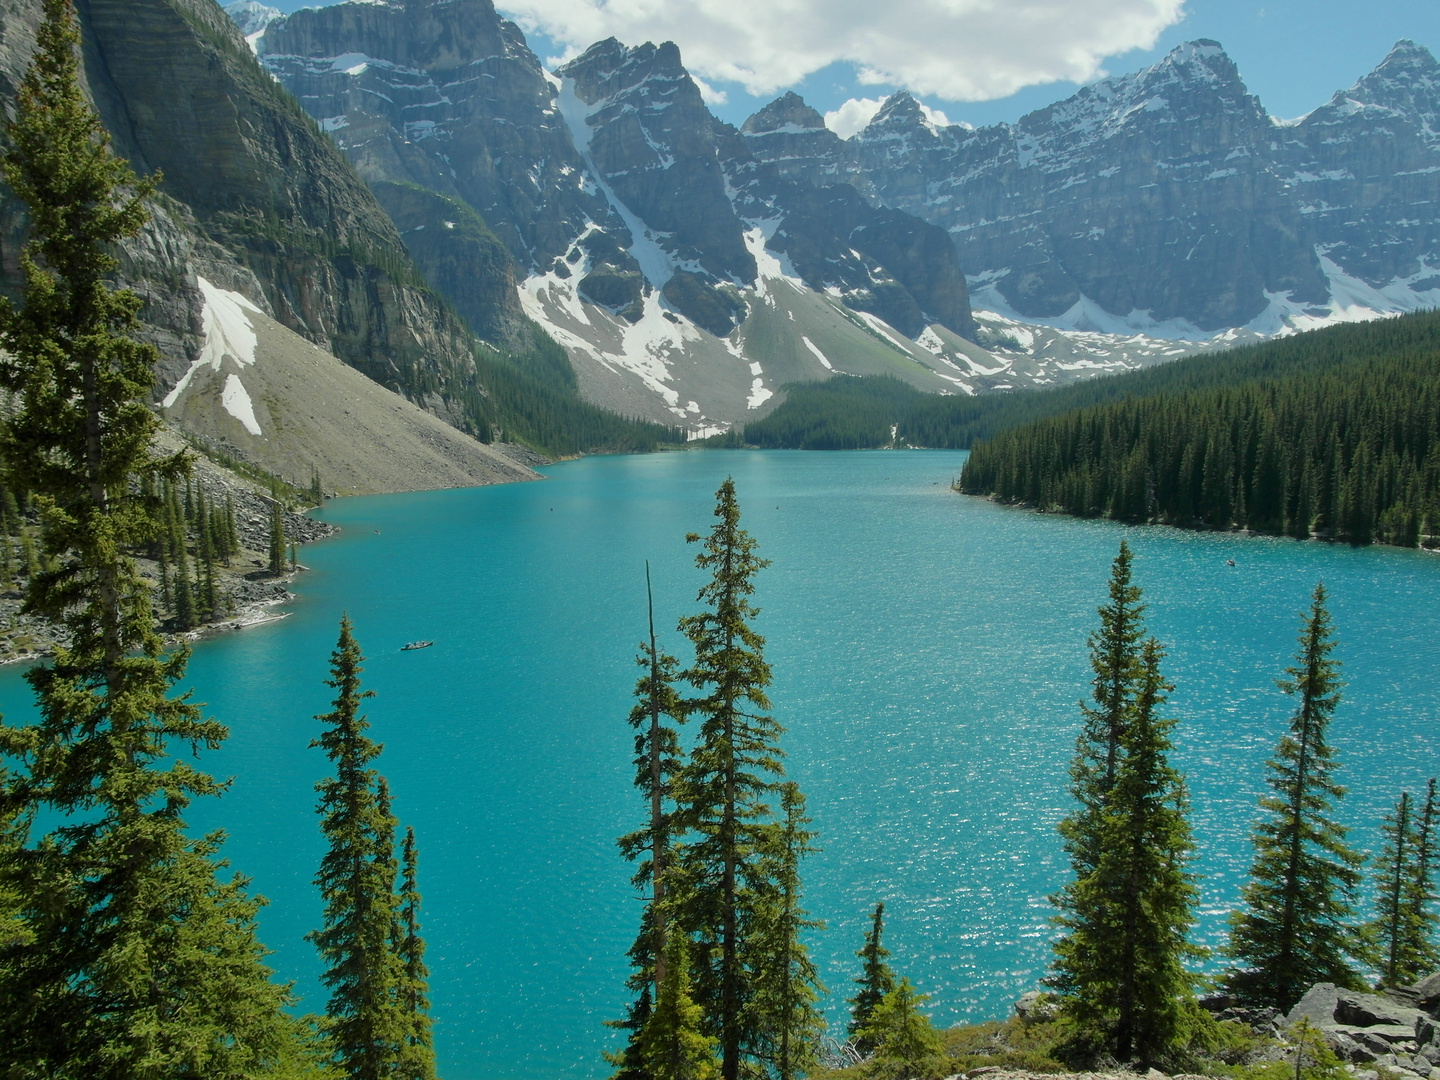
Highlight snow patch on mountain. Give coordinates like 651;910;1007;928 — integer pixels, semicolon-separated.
223;1;281;49
163;278;263;407
556;78;680;288
221;374;263;436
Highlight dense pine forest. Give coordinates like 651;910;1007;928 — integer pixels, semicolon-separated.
471;329;685;456
956;311;1440;546
743;313;1440;500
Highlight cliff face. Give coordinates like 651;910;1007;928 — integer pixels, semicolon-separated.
0;0;487;431
1282;40;1440;291
258;0;621;272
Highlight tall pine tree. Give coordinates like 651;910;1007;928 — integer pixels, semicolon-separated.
1050;637;1201;1064
309;616;406;1078
1364;782;1440;987
676;478;785;1080
396;826;436;1080
746;783;826;1080
610;564;688;1080
1225;584;1364;1009
0;1;293;1071
848;903;897;1053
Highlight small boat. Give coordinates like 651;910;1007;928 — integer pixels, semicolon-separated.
1226;559;1236;567
400;640;434;651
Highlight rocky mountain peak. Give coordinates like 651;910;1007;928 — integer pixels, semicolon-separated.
1021;39;1258;149
559;38;687;105
1336;39;1440;138
856;91;946;142
260;0;512;72
741;91;825;135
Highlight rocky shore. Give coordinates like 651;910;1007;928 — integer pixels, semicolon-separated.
0;426;339;665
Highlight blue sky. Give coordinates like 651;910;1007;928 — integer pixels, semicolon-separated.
263;0;1438;133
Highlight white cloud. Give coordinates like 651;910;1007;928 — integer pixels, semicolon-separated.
691;75;729;105
824;97;962;138
824;97;885;138
501;0;1185;102
918;103;954;129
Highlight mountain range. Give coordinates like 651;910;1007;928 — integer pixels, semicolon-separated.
242;0;1439;433
0;0;1435;462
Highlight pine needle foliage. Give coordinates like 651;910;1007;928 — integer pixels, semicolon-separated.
848;903;898;1053
396;827;436;1080
746;783;826;1080
676;478;784;1080
1067;541;1147;876
1363;780;1440;987
0;1;293;1071
309;616;407;1079
1405;780;1440;977
857;979;945;1080
610;565;688;1080
1225;584;1364;1009
1050;636;1202;1065
640;932;720;1080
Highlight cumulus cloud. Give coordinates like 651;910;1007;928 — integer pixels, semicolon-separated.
824;97;885;138
918;103;955;129
824;97;963;138
501;0;1185;101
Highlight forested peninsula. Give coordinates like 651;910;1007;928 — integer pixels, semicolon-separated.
955;311;1440;547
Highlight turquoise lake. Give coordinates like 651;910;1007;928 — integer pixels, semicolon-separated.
2;448;1438;1078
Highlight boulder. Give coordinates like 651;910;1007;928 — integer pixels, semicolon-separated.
1287;983;1425;1034
1410;973;1440;1014
1322;1029;1376;1063
1013;990;1058;1022
1419;1016;1440;1048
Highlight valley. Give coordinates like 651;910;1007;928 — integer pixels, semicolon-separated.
0;2;1436;1079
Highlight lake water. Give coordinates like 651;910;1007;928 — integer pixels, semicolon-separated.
2;449;1438;1078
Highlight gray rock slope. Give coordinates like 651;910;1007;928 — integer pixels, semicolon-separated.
162;277;538;494
0;0;512;454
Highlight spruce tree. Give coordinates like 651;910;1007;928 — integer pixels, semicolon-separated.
1225;584;1364;1009
1368;791;1416;988
1067;541;1147;876
1050;637;1201;1064
1407;780;1440;977
747;783;826;1080
396;826;436;1080
309;616;406;1078
676;478;784;1080
610;564;687;1079
640;933;720;1080
1365;782;1440;987
857;979;945;1079
848;903;897;1053
0;1;293;1070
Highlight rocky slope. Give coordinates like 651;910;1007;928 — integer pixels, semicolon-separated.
743;39;1440;337
73;0;487;426
161;276;540;495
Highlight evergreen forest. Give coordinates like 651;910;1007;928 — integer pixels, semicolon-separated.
956;311;1440;546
